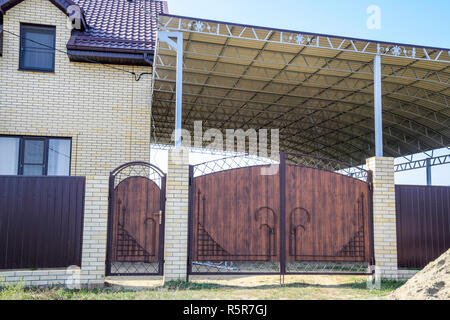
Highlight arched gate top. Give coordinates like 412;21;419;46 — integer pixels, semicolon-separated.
111;162;166;189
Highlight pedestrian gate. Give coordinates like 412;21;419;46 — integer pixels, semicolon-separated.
106;162;166;276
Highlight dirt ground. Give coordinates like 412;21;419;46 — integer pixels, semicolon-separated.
101;274;402;300
106;274;367;288
390;249;450;300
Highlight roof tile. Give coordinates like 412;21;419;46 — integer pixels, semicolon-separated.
0;0;167;54
69;0;167;53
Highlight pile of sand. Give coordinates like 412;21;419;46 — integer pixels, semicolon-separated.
390;249;449;300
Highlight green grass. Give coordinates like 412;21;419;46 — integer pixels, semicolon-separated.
163;280;221;290
0;278;406;300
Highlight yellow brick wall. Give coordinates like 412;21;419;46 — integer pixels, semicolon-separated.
0;0;152;177
0;0;153;287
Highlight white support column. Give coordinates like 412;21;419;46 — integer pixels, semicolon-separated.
426;158;432;186
158;31;183;148
374;54;383;157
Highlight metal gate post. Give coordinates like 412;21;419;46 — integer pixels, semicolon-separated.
186;165;194;281
279;152;287;276
105;172;115;276
158;175;167;276
367;170;376;268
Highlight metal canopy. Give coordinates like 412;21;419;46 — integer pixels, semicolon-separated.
151;14;450;165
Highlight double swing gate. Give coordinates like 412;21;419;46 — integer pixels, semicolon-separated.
188;153;375;275
105;153;374;277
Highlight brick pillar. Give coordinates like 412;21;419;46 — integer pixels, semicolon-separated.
80;176;109;287
163;149;190;283
366;157;398;279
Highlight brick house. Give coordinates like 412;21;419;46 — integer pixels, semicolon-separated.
1;0;447;288
0;0;167;286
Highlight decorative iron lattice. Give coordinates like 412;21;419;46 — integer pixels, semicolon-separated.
111;225;159;274
286;261;370;274
285;152;369;182
192;153;369;181
191;261;281;274
110;262;160;275
193;154;277;177
115;225;155;261
197;224;232;258
337;227;366;258
113;162;164;188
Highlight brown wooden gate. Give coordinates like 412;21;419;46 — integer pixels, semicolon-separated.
106;162;166;276
188;153;374;275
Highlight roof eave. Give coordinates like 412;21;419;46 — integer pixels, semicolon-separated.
67;49;154;66
67;42;155;55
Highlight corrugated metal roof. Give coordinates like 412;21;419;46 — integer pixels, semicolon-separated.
151;15;450;164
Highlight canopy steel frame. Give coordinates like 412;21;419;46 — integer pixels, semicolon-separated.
159;14;450;63
155;44;450;85
153;86;447;147
151;14;450;164
157;31;184;148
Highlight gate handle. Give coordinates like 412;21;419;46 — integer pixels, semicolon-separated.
153;210;162;225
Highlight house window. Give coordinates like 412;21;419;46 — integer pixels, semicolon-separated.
0;136;71;176
19;24;56;72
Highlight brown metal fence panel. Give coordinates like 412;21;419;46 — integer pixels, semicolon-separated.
396;185;450;269
0;176;85;270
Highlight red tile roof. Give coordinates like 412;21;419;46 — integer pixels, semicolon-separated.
69;0;168;53
1;0;88;29
1;0;168;57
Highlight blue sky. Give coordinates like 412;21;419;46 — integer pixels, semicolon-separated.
166;0;450;48
155;0;450;185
